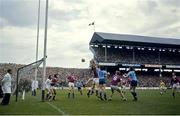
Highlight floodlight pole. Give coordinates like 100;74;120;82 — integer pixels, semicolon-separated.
93;21;95;32
42;0;48;101
35;0;41;81
105;44;107;62
133;47;135;63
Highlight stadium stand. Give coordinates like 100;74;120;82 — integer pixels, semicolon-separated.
90;32;180;65
89;32;180;87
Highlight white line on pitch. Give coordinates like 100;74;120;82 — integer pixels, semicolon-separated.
46;102;68;115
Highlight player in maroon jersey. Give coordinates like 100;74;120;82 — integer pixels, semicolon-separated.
66;73;76;99
87;60;99;98
120;77;128;94
108;71;127;101
49;74;59;101
171;72;180;98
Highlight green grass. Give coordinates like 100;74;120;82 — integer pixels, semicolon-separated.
0;89;180;115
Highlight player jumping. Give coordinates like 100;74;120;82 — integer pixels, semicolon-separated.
45;75;52;100
49;74;59;101
86;60;99;98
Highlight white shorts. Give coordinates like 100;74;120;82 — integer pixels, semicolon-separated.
121;85;126;91
93;78;99;85
160;87;166;90
50;86;56;90
173;83;180;89
45;87;50;92
110;85;120;91
68;82;75;88
46;86;51;91
93;78;99;90
173;83;179;89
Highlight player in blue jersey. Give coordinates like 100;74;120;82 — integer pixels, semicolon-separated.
76;78;83;95
96;66;107;101
123;67;138;101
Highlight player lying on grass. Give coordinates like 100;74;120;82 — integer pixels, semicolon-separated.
108;71;127;101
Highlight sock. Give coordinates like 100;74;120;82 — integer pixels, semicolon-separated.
134;92;137;100
87;90;90;95
72;93;75;99
80;90;82;95
46;94;49;99
34;90;36;96
91;90;94;95
99;91;103;100
173;92;175;98
87;90;91;97
134;92;137;97
96;90;98;96
103;92;107;100
53;95;56;100
131;92;136;99
68;93;70;98
48;95;52;100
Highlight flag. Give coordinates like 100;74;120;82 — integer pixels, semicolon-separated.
88;22;94;26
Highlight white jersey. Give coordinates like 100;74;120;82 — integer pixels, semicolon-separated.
34;80;38;89
31;80;39;90
45;78;51;89
2;73;12;93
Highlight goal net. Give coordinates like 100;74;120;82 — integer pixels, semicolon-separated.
15;58;44;102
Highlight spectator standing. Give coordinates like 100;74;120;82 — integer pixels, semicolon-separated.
1;69;13;105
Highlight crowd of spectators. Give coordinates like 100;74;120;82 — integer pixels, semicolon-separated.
92;46;180;64
0;63;93;91
0;63;176;88
137;75;171;87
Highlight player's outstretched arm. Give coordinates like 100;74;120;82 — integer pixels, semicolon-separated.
85;78;93;85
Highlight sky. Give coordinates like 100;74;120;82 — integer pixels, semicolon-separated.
0;0;180;68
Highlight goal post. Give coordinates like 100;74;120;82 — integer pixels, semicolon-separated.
15;58;44;102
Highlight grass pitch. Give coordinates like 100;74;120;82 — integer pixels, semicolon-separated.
0;89;180;115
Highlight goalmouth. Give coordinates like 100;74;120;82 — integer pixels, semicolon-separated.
15;58;44;102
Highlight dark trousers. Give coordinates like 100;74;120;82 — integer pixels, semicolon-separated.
1;93;11;105
32;90;36;96
0;86;3;98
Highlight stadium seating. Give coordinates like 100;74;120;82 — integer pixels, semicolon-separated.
92;46;180;64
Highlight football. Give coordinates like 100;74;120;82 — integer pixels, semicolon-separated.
81;58;85;62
